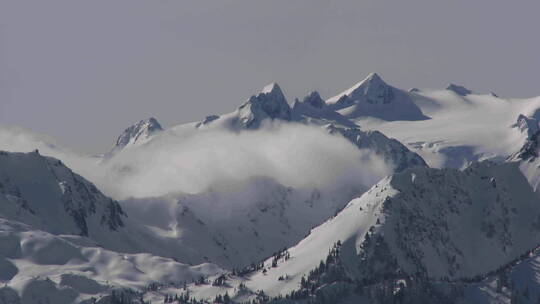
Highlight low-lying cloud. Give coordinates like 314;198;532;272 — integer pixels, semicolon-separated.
0;122;392;200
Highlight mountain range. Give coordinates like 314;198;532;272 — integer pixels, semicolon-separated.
1;73;540;303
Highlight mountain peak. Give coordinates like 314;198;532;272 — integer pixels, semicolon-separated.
114;117;163;150
325;73;428;121
301;91;325;109
364;72;383;83
0;151;126;236
261;82;282;94
255;82;287;104
326;72;393;106
446;83;472;96
235;83;291;129
351;72;387;90
347;72;387;95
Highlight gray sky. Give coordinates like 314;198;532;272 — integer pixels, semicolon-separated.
1;0;539;153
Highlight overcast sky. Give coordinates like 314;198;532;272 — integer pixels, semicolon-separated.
0;0;539;153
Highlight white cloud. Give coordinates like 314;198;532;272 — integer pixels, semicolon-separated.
0;122;392;200
98;122;391;199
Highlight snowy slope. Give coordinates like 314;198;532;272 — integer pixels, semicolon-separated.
291;91;359;128
0;151;224;303
326;73;428;121
117;124;427;268
198;83;292;130
326;125;427;172
0;150;125;238
357;83;540;170
323;74;540;205
122;177;366;269
196;82;355;130
107;117;163;156
0;150;231;266
507;114;540;195
217;161;540;299
0;218;222;304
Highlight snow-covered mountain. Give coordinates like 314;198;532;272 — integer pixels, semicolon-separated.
3;73;540;303
235;83;292;129
198;83;292;130
326;125;427;172
356;80;540;171
0;216;222;304
272;161;539;283
183;161;540;303
91;82;429;268
325;73;429;121
121;177;364;268
109;117;163;154
0;150;125;237
0;112;429;267
196;81;358;130
291;91;358;128
114;122;428;268
0;151;201;261
0;150;223;303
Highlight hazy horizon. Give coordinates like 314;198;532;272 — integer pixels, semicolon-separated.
1;0;539;153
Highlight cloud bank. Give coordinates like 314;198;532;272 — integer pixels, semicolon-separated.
0;123;392;200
